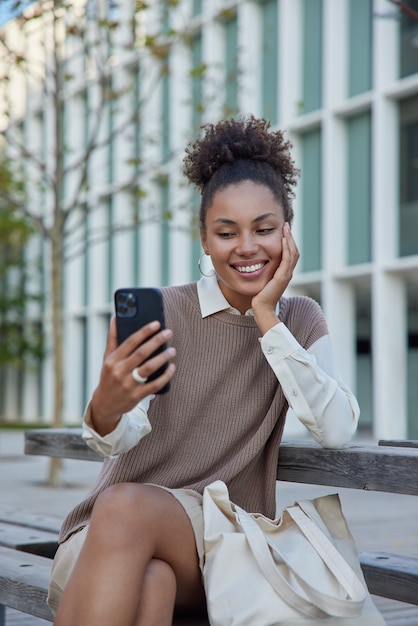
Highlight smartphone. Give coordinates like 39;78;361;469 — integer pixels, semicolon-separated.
114;287;170;394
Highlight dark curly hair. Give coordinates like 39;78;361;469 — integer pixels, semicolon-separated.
183;115;299;231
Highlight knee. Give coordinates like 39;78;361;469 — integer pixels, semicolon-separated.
145;559;176;595
91;483;155;540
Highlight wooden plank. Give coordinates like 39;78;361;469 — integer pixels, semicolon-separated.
360;552;418;606
25;429;418;495
379;440;418;449
24;429;101;462
0;508;62;534
277;441;418;495
0;522;58;559
0;547;53;622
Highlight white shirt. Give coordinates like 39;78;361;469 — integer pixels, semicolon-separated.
83;275;360;457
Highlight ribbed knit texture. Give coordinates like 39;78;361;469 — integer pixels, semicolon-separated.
59;283;328;542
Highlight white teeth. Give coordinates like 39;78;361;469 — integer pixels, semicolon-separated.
236;263;264;273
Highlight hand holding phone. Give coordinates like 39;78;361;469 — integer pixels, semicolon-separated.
114;287;171;394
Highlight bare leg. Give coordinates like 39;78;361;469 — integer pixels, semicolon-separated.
54;484;205;626
134;559;176;626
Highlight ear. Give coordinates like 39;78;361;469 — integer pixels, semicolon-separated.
200;230;209;256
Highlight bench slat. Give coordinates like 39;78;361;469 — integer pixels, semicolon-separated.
360;552;418;606
277;441;418;495
25;428;101;461
25;431;418;496
0;506;62;534
0;521;58;558
0;546;53;621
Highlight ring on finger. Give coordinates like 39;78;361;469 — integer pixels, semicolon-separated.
132;367;148;384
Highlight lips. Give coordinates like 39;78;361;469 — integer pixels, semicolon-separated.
232;261;267;274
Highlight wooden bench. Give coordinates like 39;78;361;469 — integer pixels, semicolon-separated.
0;507;60;624
1;430;418;624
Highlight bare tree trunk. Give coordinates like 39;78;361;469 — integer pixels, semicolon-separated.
48;231;65;487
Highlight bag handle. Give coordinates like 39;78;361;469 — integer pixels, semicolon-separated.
236;504;366;618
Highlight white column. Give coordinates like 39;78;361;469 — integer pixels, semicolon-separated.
371;0;407;438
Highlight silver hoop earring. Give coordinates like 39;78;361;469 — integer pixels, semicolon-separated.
198;253;216;277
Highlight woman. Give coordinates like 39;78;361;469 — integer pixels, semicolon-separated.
50;116;359;625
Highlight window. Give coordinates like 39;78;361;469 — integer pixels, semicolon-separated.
224;12;239;116
300;129;322;272
348;0;372;97
400;0;418;78
347;112;372;265
191;33;204;135
399;95;418;256
407;288;418;438
261;0;278;124
160;179;170;286
192;0;203;17
302;0;322;114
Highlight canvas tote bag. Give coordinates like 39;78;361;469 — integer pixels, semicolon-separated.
202;481;386;626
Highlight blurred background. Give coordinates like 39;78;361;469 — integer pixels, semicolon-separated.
0;0;417;443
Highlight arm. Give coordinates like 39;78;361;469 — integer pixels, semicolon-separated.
81;316;176;456
260;324;359;447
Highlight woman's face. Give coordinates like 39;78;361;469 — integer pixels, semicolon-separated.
201;180;285;313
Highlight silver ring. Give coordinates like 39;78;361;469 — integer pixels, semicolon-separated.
131;367;148;384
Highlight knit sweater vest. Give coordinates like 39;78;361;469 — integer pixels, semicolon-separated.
59;283;328;542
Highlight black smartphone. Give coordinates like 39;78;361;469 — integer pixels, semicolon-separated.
114;287;170;394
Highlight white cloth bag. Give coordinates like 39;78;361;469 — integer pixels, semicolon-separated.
202;481;386;626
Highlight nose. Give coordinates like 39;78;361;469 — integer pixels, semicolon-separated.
235;232;258;256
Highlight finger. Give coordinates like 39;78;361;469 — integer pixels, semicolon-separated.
103;317;119;360
133;362;176;397
126;329;173;372
116;320;162;358
131;345;176;382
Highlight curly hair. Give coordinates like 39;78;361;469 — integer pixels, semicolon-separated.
183;115;299;230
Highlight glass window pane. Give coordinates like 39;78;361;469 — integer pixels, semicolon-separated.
160;180;170;285
400;95;418;256
261;0;278;124
348;0;372;97
301;129;322;272
224;14;238;116
191;33;203;134
302;0;322;114
347;112;372;265
192;0;202;17
400;0;418;78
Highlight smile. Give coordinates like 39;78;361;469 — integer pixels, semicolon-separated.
234;262;266;274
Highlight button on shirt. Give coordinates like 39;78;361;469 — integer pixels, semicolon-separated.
83;275;359;457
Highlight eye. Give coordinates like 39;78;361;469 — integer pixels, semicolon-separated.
218;232;235;239
256;228;275;235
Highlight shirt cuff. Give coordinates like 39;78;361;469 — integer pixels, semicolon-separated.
82;401;152;458
259;322;301;361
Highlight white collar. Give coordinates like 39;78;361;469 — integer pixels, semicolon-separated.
196;274;279;318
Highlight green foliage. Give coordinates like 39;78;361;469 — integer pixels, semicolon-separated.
0;156;44;368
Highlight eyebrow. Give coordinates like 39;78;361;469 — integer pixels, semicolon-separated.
213;212;279;225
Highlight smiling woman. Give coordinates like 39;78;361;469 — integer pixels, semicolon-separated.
49;115;363;626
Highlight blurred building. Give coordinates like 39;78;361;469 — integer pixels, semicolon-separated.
0;0;417;440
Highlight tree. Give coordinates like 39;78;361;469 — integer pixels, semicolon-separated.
0;0;198;484
0;155;43;370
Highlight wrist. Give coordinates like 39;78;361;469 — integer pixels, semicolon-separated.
90;394;122;435
252;306;280;335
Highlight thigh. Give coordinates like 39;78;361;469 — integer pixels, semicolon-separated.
91;482;206;611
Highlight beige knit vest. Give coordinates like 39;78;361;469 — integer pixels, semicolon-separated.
59;283;328;542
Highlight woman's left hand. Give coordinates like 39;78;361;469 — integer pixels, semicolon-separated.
252;223;300;334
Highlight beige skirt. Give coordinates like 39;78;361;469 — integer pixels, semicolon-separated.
47;485;205;615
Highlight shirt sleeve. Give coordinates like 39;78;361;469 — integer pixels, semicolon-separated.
82;396;153;458
260;323;360;448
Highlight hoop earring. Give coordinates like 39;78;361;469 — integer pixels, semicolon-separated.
198;253;216;277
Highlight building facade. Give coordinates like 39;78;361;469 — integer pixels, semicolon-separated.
1;0;417;440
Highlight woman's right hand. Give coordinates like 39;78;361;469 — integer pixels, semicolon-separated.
90;317;176;436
